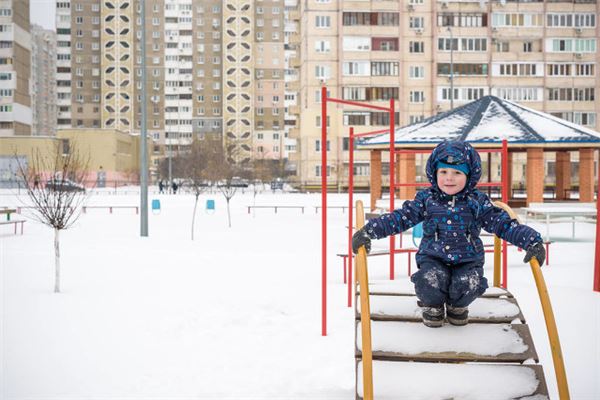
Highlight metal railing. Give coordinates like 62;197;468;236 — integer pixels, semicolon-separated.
493;201;570;400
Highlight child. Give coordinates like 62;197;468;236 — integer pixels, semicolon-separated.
352;140;546;328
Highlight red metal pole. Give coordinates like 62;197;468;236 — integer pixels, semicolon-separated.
389;98;395;280
348;127;354;307
502;139;508;289
321;86;328;336
594;149;600;292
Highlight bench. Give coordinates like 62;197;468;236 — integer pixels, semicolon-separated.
247;205;305;214
314;206;350;213
82;205;139;214
522;202;596;241
0;208;16;221
0;219;26;235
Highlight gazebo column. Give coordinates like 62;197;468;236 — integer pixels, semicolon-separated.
526;148;544;205
579;148;595;202
370;149;382;211
555;151;571;201
398;151;416;200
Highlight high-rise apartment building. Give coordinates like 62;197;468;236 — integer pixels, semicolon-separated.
31;24;57;136
292;0;600;189
0;0;31;136
55;0;299;170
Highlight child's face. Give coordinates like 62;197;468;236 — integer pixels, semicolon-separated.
436;168;467;195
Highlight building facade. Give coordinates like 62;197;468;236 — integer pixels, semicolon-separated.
55;0;299;173
31;24;57;136
0;0;31;136
293;0;600;189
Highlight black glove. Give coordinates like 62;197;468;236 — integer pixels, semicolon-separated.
352;228;371;254
524;241;546;266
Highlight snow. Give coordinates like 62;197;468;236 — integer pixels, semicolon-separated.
358;362;545;400
1;189;599;399
359;321;529;356
361;296;522;320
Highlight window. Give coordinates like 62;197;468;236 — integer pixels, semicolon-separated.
409;17;424;29
409;91;425;103
343;37;370;51
492;87;541;102
409;41;424;53
495;41;509;52
523;42;533;52
315;65;330;79
437;63;488;76
343;61;370;76
493;63;542;77
409;66;425;79
315;40;331;53
343;87;367;101
371;62;399;76
316;16;331;28
437;13;487;27
492;13;543;27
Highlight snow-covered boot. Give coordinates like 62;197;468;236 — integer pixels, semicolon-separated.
447;305;469;326
420;305;445;328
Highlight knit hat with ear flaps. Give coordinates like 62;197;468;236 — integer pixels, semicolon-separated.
436;160;470;176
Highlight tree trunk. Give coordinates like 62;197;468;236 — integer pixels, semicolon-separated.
191;194;198;240
54;228;61;293
226;198;232;228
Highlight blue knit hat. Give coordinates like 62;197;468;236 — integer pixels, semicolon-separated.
436;161;470;176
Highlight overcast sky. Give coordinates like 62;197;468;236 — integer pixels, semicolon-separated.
30;0;55;31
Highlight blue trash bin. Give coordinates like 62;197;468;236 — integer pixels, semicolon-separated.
151;199;161;214
206;199;215;213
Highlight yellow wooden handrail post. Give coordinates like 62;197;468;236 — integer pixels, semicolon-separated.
355;200;373;400
493;201;570;399
493;235;501;287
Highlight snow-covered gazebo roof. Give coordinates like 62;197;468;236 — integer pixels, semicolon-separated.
359;96;600;149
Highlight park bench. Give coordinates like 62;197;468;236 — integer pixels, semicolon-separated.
246;205;305;214
0;208;16;221
82;205;139;214
0;219;26;235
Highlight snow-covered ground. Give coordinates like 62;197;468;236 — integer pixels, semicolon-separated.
1;188;598;399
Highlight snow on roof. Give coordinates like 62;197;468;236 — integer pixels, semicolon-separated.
360;96;600;147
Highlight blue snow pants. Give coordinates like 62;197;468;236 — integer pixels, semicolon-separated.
410;256;488;308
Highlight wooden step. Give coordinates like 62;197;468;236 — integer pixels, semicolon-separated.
357;295;525;323
356;321;538;363
359;280;514;298
356;361;548;400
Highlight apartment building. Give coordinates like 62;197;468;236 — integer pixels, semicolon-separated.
293;0;600;190
55;0;298;172
31;24;57;136
0;0;31;136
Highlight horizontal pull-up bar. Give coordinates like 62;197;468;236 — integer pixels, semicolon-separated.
326;97;391;112
390;182;503;188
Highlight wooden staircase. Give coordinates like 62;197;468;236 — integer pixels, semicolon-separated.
353;200;569;400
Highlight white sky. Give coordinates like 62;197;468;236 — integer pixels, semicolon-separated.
30;0;55;31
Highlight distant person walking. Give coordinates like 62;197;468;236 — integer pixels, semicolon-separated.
158;180;164;194
171;181;178;194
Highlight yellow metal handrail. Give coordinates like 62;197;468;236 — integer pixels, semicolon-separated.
493;201;570;399
355;200;373;400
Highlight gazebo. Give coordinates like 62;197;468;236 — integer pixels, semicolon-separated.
358;95;600;210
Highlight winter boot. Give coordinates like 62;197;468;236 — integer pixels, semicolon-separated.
447;305;469;326
420;305;445;328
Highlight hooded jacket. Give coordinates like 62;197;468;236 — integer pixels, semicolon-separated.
363;140;542;265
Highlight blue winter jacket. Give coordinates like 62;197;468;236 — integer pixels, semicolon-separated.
363;140;542;265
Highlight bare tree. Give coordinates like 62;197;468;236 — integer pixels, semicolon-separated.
16;141;90;293
181;139;212;240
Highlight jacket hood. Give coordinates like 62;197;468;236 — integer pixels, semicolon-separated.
426;140;482;196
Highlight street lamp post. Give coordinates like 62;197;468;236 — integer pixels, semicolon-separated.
140;0;148;236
